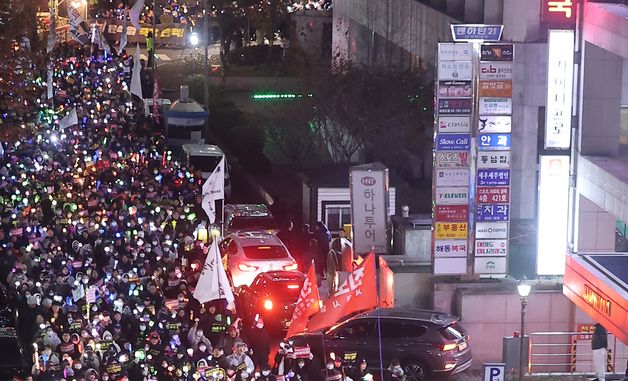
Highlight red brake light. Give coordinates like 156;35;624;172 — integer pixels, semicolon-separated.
287;284;299;289
283;263;298;271
238;263;259;272
263;299;273;310
441;343;457;351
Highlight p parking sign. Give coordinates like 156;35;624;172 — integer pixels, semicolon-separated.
483;363;505;381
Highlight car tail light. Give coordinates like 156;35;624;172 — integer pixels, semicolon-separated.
238;263;259;272
263;299;273;310
283;263;298;271
441;343;457;351
287;284;299;289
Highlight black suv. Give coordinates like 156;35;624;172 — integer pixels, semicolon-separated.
288;308;472;381
0;326;30;378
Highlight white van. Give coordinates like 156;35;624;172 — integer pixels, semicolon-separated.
182;144;231;198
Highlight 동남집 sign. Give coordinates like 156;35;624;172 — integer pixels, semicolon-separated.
478;133;511;150
475;239;508;256
479;97;512;115
477;152;511;169
479;115;511;133
475;221;508;239
476;187;510;203
438;116;471;133
480;44;514;61
438;61;473;80
438;81;473;97
436;168;470;187
438;43;473;61
438;98;473;114
479;62;512;80
434;239;468;257
349;164;388;254
435;151;470;168
435;187;469;205
477;169;510;186
436;133;471;150
435;205;469;221
478;80;512;97
476;204;509;222
435;222;468;239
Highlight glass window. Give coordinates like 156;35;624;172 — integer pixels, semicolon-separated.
380;320;427;339
332;319;375;339
242;245;289;259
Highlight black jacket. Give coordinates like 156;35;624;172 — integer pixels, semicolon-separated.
591;324;608;350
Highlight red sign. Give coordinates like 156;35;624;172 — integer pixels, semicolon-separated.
435;205;469;221
576;324;594;341
541;0;576;27
477;187;510;204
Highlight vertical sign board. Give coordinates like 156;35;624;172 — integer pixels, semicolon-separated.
537;155;570;275
545;30;574;149
349;163;389;254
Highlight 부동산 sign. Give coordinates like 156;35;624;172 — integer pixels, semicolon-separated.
477;169;510;186
438;116;471;133
476;204;510;221
435;187;469;205
435;151;470;168
436;133;471;150
478;133;511;150
477;152;511;168
479;115;512;133
438;61;473;80
438;98;473;114
435;222;468;239
434;239;468;257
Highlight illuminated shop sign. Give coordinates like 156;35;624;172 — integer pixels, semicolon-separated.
541;0;576;28
583;284;612;317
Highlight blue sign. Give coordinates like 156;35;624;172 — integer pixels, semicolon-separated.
478;133;511;150
437;134;471;151
477;204;509;222
477;169;510;186
451;24;504;42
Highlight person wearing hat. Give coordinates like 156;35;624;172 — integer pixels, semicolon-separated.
226;342;255;375
256;363;276;381
323;356;343;381
220;325;244;356
350;359;372;381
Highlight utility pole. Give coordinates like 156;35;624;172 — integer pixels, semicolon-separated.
152;0;156;71
203;0;209;113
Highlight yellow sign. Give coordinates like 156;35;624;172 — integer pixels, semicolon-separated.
435;222;468;239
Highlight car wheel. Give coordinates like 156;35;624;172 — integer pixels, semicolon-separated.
403;360;428;381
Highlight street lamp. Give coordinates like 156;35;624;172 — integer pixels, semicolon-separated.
517;278;531;381
189;32;199;47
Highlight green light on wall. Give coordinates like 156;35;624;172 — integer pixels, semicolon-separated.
252;93;313;100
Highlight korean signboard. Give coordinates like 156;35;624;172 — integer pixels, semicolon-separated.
476;204;510;222
477;169;510;186
436;133;471;150
479;80;512;97
477;152;511;169
450;24;504;42
438;98;473;114
436;168;470;187
435;222;468;239
479;97;512;115
474;239;508;256
476;187;510;203
438;61;473;80
435;205;469;221
435;151;470;168
545;30;574;149
475;222;509;239
478;133;511;150
438;81;473;97
481;44;514;61
438;43;473;61
435;187;469;205
349;163;388;254
438;116;471;133
480;62;512;80
473;257;507;274
434;240;468;257
103;20;188;45
541;0;576;28
479;115;511;133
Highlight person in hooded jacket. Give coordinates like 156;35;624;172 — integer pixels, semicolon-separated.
245;316;270;371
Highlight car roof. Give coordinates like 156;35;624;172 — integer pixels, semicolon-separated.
230;231;283;246
258;271;305;283
351;308;459;326
225;204;272;217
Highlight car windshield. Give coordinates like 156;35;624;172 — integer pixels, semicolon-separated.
243;245;289;260
229;217;277;231
0;337;22;366
256;278;304;297
440;321;466;340
189;155;221;173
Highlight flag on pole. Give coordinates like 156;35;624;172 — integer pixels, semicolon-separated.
47;4;56;53
286;261;320;339
91;25;110;53
67;2;90;45
152;74;161;123
58;108;79;130
378;256;394;308
306;254;377;332
130;43;143;99
129;0;146;31
193;240;235;305
119;8;128;52
46;68;54;99
201;157;225;224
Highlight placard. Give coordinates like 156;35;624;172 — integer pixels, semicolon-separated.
474;257;507;274
435;187;469;205
436;168;470;187
438;116;471;133
434;240;468;257
435;151;470;168
435;222;468;239
438;98;473;114
477;152;511;169
479;97;512;115
476;204;510;222
438;43;473;61
478;133;511;150
438;61;473;80
435;205;469;221
475;222;509;239
477;169;510;186
438;81;473;97
436;133;471;150
480;44;514;61
479;116;512;133
476;187;510;203
479;62;512;80
478;80;512;97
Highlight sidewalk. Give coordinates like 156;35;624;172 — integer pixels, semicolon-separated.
451;370;626;381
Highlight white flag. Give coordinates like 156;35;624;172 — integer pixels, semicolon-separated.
67;2;90;45
119;9;128;52
59;108;79;129
0;142;4;158
47;5;56;53
130;43;143;99
91;25;110;53
47;69;53;99
129;0;145;31
201;157;225;224
193;240;235;305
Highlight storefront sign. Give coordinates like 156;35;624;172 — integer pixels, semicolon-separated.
434;240;468;257
438;116;471;133
545;29;574;149
435;205;469;221
436;133;471;150
438;43;473;61
479;80;512;97
436;168;470;187
435;151;470;168
480;44;514;61
541;0;576;28
478;133;511;150
479;97;512;115
438;98;473;114
474;257;507;274
435;222;468;239
475;239;508;256
349;165;388;254
476;204;509;221
576;324;595;341
479;115;512;133
438;61;473;80
583;284;612;317
477;152;511;169
475;222;508;239
480;62;512;80
477;187;510;203
435;187;469;205
477;169;510;186
438;81;473;97
450;24;504;42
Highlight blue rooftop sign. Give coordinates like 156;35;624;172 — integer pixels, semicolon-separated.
451;24;504;42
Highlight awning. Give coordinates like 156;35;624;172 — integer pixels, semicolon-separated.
563;253;627;344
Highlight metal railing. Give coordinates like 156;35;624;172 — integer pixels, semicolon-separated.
528;331;627;376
